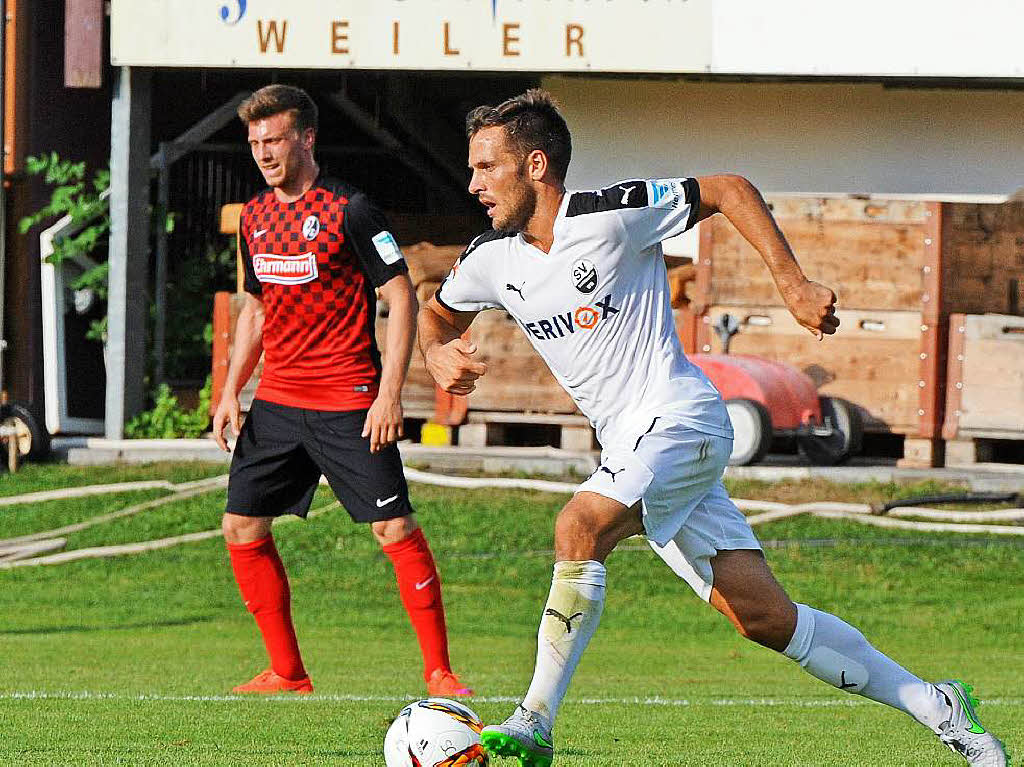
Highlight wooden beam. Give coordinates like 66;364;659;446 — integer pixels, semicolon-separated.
160;92;251;166
941;313;967;441
694;220;714;353
210;292;231;414
916;201;948;442
3;0;28;175
64;0;103;88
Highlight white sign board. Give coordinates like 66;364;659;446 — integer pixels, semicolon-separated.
711;0;1024;78
111;1;1024;78
110;0;713;73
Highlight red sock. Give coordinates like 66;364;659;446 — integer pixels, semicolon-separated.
227;536;307;681
382;528;451;681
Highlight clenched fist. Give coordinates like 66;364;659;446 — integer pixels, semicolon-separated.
783;280;840;339
425;337;489;395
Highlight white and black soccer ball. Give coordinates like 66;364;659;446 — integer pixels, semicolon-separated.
383;697;488;766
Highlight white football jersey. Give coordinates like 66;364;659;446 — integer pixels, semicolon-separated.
437;177;732;448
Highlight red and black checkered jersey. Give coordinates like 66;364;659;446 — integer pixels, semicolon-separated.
239;176;408;411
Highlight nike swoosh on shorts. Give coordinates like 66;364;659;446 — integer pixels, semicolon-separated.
376;494;399;507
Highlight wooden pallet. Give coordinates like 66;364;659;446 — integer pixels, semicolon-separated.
456;411;595;451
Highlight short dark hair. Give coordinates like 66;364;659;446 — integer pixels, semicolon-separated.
238;84;318;134
466;89;572;182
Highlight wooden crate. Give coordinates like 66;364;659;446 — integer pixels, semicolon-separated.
942;205;1024;316
943;313;1024;443
463;310;578;414
458;411;595;451
704;305;922;433
701;199;932;312
689;197;1024;465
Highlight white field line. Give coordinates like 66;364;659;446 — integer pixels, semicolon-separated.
0;690;1020;708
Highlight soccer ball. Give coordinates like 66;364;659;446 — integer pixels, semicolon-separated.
383;697;489;766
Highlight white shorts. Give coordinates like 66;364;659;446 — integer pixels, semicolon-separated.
576;418;762;601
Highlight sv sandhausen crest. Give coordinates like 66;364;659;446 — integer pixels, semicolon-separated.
570;258;598;294
302;215;321;240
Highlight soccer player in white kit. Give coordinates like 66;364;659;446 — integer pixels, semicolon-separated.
418;90;1008;767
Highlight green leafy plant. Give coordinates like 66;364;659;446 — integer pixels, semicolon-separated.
21;152;234;403
19;153;111;342
18;153;110;242
124;376;213;439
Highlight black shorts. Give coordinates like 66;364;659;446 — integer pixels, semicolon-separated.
226;399;412;523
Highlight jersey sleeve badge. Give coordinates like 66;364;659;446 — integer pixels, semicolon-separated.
371;231;404;265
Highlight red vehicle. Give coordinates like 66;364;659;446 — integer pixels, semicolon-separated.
689;353;863;466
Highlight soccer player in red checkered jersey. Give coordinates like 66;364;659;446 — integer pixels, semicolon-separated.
212;84;471;698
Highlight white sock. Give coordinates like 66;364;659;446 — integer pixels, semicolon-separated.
521;560;606;730
783;603;949;730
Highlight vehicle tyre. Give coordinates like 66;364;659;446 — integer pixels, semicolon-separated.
725;398;772;466
0;401;51;462
798;396;863;466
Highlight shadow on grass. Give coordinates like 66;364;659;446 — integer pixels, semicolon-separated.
0;615;217;635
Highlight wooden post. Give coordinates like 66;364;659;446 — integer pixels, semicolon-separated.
693;220;714;353
3;0;28;177
219;203;245;292
900;201;948;467
210;292;232;414
64;0;103;88
6;426;16;473
941;313;967;442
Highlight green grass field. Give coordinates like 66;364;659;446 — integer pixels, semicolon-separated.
0;463;1020;765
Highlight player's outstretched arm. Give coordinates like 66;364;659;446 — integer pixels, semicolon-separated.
418;297;487;396
363;274;418;453
212;293;265;451
695;174;840;339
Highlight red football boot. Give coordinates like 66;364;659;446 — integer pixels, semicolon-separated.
427;668;474;698
232;668;313;694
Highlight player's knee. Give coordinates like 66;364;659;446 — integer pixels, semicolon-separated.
555;503;633;562
727;601;794;650
371;515;418;546
554;505;602;552
222;513;270;545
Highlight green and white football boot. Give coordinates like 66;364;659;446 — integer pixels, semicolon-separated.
934;681;1009;766
480;704;554;767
